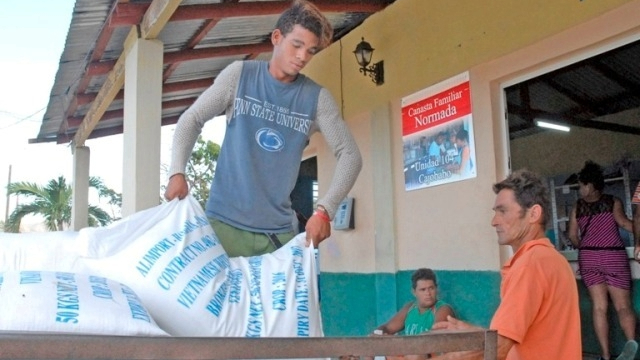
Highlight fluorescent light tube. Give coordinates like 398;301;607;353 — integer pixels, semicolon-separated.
536;120;570;132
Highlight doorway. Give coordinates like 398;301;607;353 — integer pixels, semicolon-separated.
503;39;640;249
291;156;318;233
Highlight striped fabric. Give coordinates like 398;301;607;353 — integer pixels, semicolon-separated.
578;212;624;248
579;248;631;289
576;195;625;248
576;194;631;289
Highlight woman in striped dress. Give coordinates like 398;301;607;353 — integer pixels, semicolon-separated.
568;160;637;360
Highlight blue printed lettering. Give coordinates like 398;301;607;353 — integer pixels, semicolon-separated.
176;254;230;307
121;286;152;322
89;276;113;299
55;272;80;324
20;271;42;284
205;282;228;317
245;257;263;337
228;269;242;304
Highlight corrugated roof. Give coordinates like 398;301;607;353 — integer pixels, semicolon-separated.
40;0;640;144
36;0;396;145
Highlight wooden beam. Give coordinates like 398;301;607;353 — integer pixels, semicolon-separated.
57;114;182;144
72;27;137;147
163;78;213;93
141;0;183;39
163;18;221;81
71;0;184;146
108;3;150;27
164;41;273;63
76;78;213;106
87;40;272;74
86;60;117;76
67;98;196;128
0;330;497;360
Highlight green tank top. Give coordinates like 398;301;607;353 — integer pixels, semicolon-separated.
404;300;448;335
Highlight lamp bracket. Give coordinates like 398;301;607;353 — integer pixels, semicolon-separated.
359;60;384;86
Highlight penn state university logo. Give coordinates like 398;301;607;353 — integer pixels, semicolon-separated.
255;127;285;152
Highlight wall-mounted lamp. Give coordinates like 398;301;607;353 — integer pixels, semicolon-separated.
536;120;570;132
353;37;384;86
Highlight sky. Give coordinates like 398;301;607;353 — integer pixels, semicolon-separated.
0;1;225;226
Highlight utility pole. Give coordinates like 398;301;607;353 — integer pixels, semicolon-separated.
4;164;11;224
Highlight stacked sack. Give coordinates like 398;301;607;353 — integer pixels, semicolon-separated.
0;270;168;336
0;196;323;338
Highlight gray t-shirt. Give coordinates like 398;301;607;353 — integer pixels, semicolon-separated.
169;60;362;233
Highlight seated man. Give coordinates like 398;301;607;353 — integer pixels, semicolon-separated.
371;268;455;360
374;268;454;336
430;169;582;360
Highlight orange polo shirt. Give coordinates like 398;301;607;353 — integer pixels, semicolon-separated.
490;238;582;360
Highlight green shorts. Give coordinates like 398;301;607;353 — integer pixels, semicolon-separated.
209;218;296;257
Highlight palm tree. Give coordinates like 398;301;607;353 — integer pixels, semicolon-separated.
4;176;116;233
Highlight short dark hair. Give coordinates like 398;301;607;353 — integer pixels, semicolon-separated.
275;0;333;49
493;169;550;226
411;268;437;289
577;160;605;191
456;129;469;142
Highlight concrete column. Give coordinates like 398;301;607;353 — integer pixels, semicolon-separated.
71;145;90;230
122;38;163;216
371;104;399;324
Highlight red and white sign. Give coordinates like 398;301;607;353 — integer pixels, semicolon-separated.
401;72;477;191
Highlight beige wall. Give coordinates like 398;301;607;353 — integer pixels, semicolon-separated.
303;0;640;273
305;110;379;272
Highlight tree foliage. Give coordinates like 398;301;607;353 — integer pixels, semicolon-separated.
185;136;220;209
4;175;119;232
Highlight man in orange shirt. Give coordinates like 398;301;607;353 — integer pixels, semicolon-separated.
431;170;582;360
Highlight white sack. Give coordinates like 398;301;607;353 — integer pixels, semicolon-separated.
0;196;324;338
0;270;168;336
0;231;78;272
75;196;229;335
213;237;323;337
75;196;323;337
